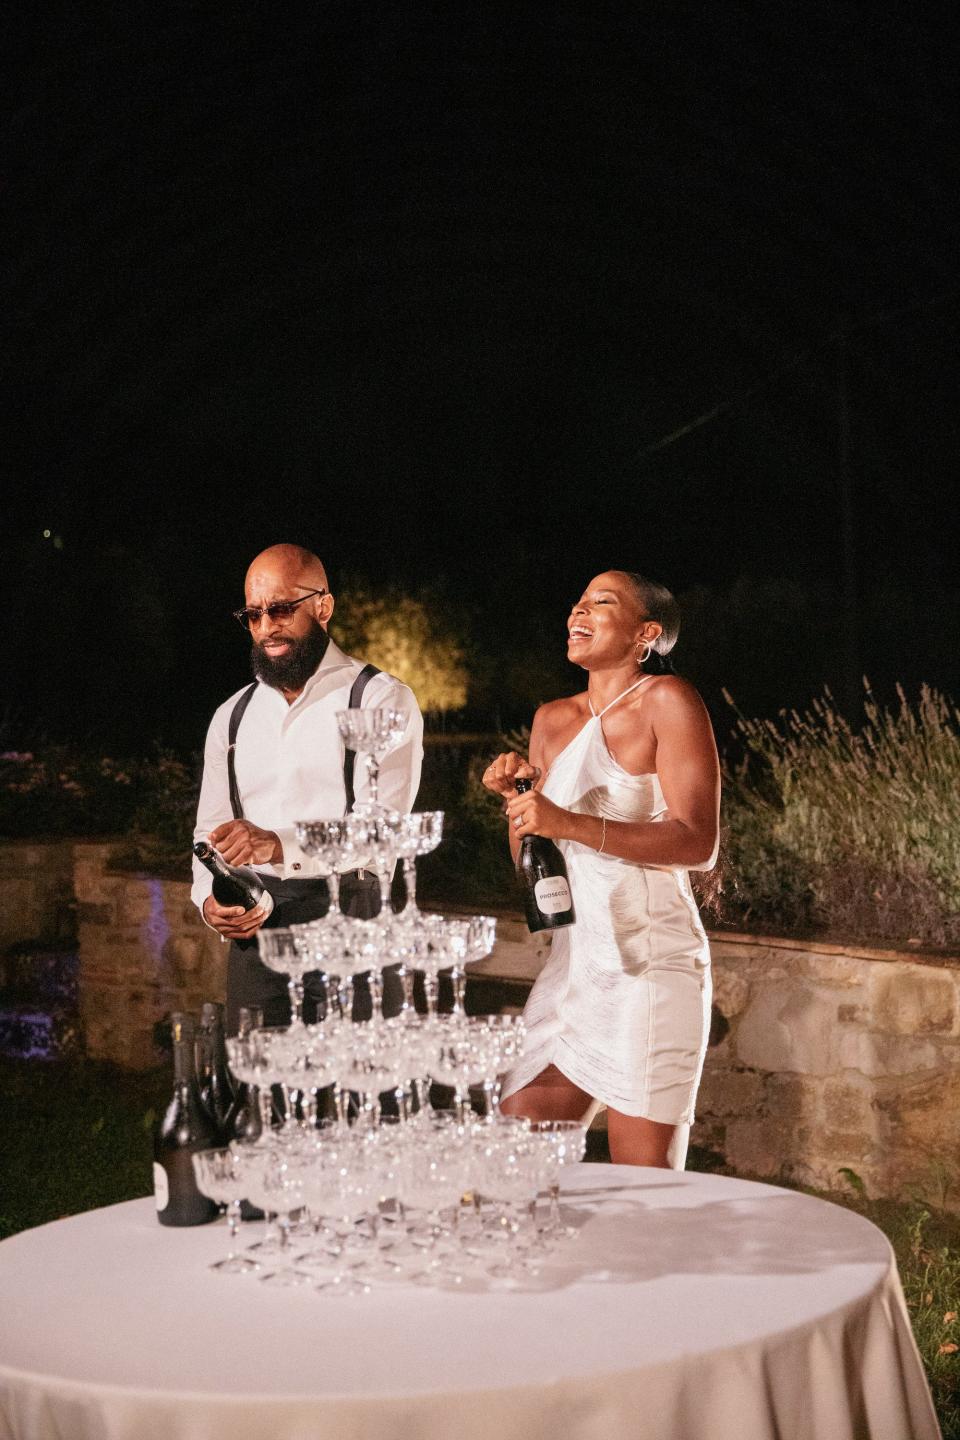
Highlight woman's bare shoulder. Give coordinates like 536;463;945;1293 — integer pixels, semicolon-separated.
644;673;703;703
533;693;587;731
643;674;710;720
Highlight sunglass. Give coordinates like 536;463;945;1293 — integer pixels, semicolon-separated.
232;589;326;629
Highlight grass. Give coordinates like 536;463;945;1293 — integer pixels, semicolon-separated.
1;1054;957;1435
0;1056;164;1239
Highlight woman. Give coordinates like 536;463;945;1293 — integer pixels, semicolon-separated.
482;570;720;1169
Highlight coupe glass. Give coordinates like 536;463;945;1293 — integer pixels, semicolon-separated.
241;1025;314;1137
396;811;444;913
473;1118;541;1271
192;1147;260;1274
293;818;349;913
474;1014;525;1119
344;813;403;914
226;1030;281;1137
336;707;408;817
290;914;354;1022
529;1119;587;1240
257;927;313;1028
313;1133;381;1294
244;1154;311;1286
396;1115;471;1265
411;914;467;1014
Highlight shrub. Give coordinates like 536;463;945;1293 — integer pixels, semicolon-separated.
0;748;199;879
724;684;960;946
0;750;140;838
416;735;519;908
115;749;200;877
332;582;469;714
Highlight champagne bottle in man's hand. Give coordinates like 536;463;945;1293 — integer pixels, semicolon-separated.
193;841;274;918
514;778;576;933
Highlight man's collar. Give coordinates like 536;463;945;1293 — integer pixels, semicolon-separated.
298;635;355;694
251;634;356;706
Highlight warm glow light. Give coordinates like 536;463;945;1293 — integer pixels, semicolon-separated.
334;590;468;712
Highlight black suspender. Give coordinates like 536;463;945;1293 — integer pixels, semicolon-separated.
225;664;382;821
341;664;381;813
227;683;258;821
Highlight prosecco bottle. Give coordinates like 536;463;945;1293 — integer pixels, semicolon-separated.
192;840;274;917
154;1013;221;1226
514;778;576;933
196;1001;237;1135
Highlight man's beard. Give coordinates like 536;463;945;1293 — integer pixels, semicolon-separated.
251;618;331;691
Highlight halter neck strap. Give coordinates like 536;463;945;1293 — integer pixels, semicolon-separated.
588;674;653;720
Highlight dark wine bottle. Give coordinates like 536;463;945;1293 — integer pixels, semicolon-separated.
192;840;274;917
154;1013;221;1226
197;1001;237;1136
514;778;576;933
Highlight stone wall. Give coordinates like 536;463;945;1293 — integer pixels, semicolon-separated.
2;842;958;1204
0;841;75;953
74;843;225;1068
695;934;960;1206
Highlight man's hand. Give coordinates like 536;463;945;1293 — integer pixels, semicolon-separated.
202;893;271;940
208;819;282;866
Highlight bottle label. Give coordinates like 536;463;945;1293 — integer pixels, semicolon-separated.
535;876;572;914
153;1162;169;1212
259;889;274;918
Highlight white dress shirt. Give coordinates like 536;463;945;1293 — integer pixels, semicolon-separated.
191;637;424;914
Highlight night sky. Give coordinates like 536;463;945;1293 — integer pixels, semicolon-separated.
5;1;958;749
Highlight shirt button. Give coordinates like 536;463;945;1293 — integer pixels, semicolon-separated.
292;862;302;872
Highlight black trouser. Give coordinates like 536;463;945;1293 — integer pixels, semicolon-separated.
225;869;405;1035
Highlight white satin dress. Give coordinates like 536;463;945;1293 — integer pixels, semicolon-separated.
501;678;712;1166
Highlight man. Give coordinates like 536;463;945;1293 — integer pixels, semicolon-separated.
192;544;424;1032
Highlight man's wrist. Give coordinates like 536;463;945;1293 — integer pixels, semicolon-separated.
199;894;218;932
273;826;314;876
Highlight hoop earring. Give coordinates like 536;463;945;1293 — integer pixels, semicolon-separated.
635;640;653;667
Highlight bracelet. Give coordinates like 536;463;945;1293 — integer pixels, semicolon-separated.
597;816;607;854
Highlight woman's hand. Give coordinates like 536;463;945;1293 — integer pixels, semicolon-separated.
481;752;541;798
504;787;571;841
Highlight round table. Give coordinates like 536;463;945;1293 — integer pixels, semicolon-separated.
0;1166;939;1440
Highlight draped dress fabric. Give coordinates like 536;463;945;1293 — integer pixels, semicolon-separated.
501;679;712;1143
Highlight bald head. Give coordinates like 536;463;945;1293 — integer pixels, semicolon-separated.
245;544;329;597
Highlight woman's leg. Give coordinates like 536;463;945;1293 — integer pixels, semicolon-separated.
606;1109;678;1168
500;1064;594;1122
503;1073;688;1170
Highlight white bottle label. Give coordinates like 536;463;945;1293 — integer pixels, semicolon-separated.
258;889;274;919
153;1162;169;1212
535;876;572;915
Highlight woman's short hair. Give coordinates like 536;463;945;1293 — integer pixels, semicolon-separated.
616;571;681;656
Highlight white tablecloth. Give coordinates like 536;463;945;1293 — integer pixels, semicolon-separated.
0;1166;939;1440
